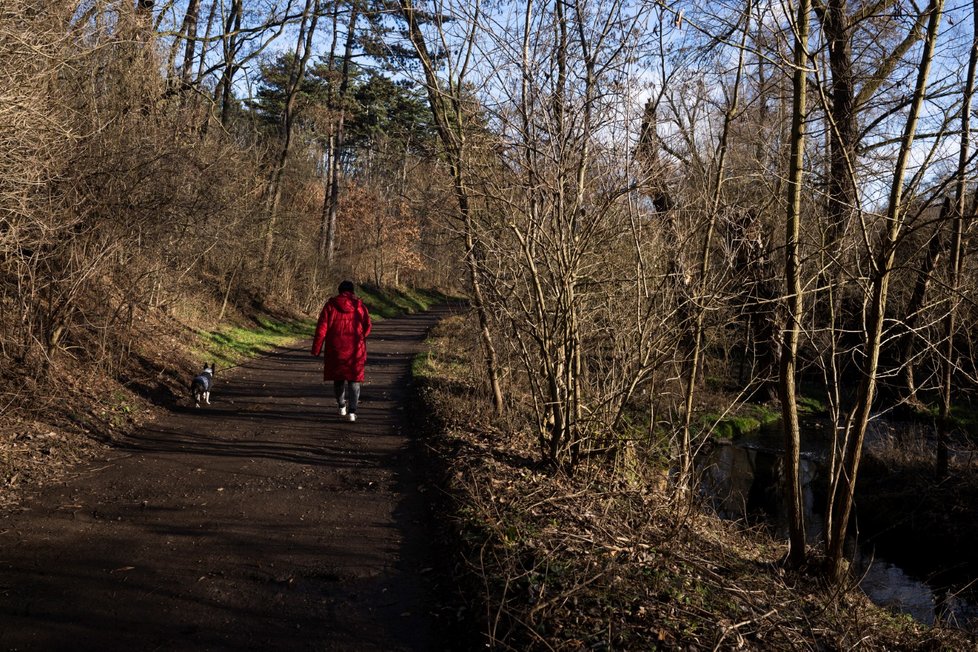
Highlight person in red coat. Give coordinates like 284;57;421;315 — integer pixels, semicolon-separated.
311;280;372;422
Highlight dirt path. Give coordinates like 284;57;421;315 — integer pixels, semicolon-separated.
0;306;455;651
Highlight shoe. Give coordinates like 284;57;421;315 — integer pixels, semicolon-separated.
347;412;357;422
338;404;347;416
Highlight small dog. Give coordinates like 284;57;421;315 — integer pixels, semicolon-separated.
190;363;215;407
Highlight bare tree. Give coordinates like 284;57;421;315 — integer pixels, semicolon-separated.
398;0;505;415
217;0;245;126
320;0;360;269
179;0;201;84
780;0;812;570
677;1;753;487
937;0;978;479
810;0;935;446
263;0;322;270
824;0;943;581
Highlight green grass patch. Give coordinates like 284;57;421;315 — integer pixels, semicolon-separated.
199;317;315;366
949;405;978;439
913;402;978;439
703;404;780;440
356;284;458;320
705;414;759;440
410;314;472;384
411;351;435;380
797;395;827;415
750;403;781;426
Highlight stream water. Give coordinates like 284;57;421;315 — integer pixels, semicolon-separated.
698;425;978;630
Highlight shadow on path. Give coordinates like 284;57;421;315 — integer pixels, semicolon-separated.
0;305;462;651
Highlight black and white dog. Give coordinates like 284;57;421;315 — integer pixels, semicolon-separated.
190;363;215;408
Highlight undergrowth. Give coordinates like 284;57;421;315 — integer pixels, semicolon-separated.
414;312;975;651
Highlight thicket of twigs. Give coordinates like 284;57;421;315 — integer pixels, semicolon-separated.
416;313;976;650
396;0;978;584
0;7;257;501
2;4;265;408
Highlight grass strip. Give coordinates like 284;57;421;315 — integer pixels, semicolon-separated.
199;316;315;367
357;285;458;320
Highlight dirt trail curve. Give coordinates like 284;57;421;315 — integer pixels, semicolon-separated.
0;306;457;651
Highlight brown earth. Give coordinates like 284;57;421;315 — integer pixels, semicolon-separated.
0;306;457;651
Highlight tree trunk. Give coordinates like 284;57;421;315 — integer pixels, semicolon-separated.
779;0;811;570
825;0;943;581
938;0;978;479
324;1;358;268
196;0;217;87
814;0;933;500
180;0;201;84
398;0;505;415
821;0;859;253
263;0;321;270
318;2;342;263
218;0;243;127
814;0;861;470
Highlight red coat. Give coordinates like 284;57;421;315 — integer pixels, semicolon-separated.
311;292;372;381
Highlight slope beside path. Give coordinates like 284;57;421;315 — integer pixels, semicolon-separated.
0;306;455;651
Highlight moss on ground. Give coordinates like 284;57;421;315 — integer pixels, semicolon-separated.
909;402;978;441
704;404;781;440
797;395;828;416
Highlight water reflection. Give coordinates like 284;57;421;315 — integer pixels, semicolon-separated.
698;440;977;631
699;442;823;543
857;559;936;624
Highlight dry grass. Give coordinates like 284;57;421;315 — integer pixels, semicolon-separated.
416;312;977;650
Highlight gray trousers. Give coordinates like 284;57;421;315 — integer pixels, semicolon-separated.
334;380;361;413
